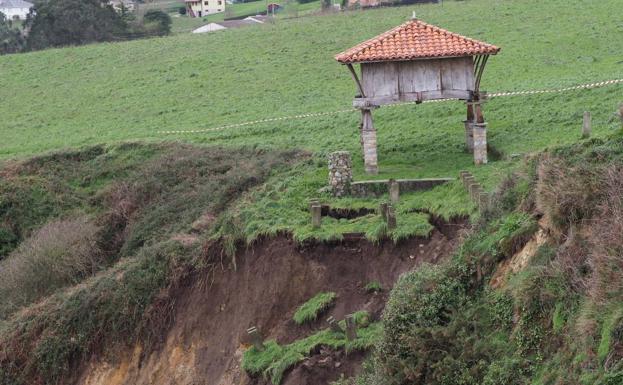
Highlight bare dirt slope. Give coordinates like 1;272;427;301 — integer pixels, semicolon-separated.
77;223;464;385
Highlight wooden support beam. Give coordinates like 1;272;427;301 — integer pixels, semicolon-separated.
353;89;472;108
346;64;366;98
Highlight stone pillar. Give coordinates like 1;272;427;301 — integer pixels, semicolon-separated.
361;109;378;174
464;120;474;152
328;151;353;197
473;123;488;165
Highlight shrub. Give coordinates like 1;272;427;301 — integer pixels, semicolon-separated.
292;292;336;325
0;216;102;318
142;10;172;36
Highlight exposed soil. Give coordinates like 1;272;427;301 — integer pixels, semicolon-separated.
77;222;465;385
322;206;377;220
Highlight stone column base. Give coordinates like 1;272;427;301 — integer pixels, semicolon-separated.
362;129;378;174
473;123;487;165
464;120;474;152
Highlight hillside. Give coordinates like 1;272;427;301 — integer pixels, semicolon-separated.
1;0;623;384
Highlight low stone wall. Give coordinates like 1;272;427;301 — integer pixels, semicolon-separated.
350;178;453;198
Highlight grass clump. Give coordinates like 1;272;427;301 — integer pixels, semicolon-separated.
293;291;336;325
243;322;381;384
364;281;382;293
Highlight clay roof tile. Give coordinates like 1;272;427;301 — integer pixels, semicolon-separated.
335;19;500;64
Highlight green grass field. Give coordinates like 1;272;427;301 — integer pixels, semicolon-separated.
2;0;621;161
1;0;622;241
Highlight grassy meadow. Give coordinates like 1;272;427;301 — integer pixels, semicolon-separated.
2;0;622;242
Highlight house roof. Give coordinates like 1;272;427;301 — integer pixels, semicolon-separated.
335;19;500;64
0;0;33;8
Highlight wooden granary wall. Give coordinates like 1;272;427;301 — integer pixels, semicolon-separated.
359;57;475;105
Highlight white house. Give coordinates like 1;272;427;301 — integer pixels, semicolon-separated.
0;0;33;20
185;0;225;18
191;15;267;34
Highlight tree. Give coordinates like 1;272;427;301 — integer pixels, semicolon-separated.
25;0;127;50
142;10;171;36
0;14;25;54
178;6;187;16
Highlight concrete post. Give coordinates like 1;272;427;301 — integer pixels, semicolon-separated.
463;175;475;190
468;182;481;202
478;192;490;212
308;198;319;210
327;316;343;334
311;204;322;228
246;327;265;351
386;205;397;230
361;109;378;174
388;178;400;203
459;170;470;183
464;120;474;151
473;123;488;165
582;111;591;138
345;315;357;341
379;202;388;223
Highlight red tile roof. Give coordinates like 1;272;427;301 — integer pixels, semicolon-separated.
335;19;500;64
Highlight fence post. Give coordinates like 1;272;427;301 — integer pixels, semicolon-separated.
345;315;357;341
582;111;591;138
386;205;397;230
327;316;344;334
388;178;400;204
379;202;388;223
311;204;322;228
247;326;265;351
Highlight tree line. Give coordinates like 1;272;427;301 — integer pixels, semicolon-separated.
0;0;172;54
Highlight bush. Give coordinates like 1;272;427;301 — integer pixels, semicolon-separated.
142;10;172;36
25;0;127;50
179;6;187;15
0;216;102;318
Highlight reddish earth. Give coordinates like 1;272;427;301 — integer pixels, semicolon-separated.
77;221;465;385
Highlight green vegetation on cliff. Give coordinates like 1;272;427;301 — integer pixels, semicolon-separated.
356;134;623;385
